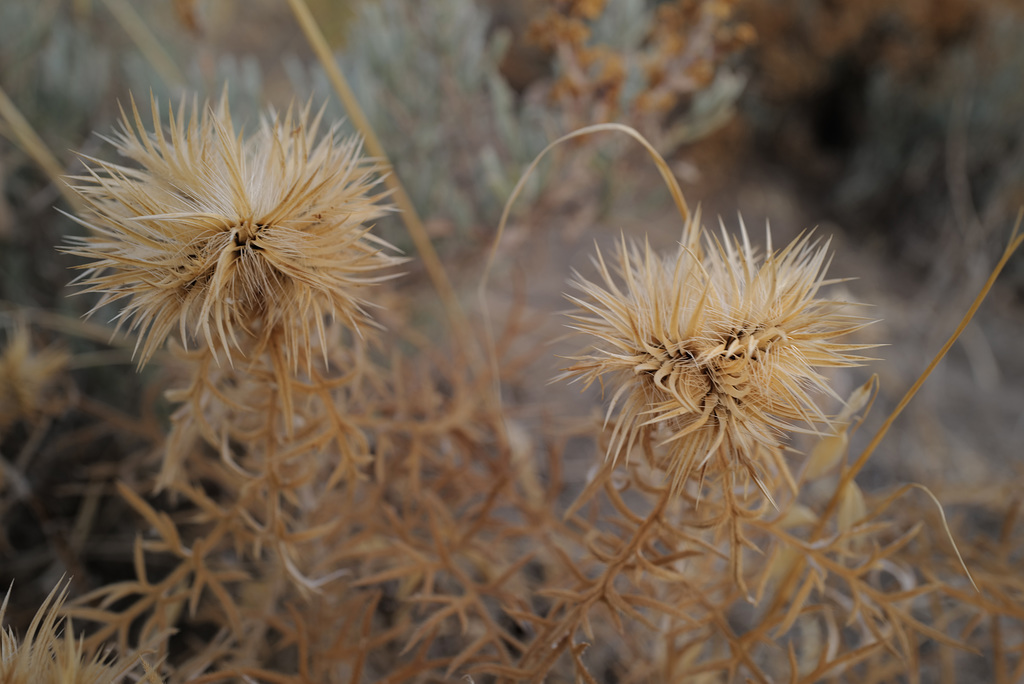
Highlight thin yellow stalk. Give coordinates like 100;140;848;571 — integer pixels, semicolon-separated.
0;84;81;210
813;210;1024;540
286;0;482;374
480;123;692;415
774;215;1024;602
101;0;185;88
761;216;1023;625
483;123;690;286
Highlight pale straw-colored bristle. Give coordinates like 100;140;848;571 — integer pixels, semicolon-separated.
561;219;875;494
62;92;405;372
0;579;160;684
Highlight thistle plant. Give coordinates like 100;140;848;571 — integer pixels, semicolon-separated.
64;94;400;371
561;217;872;497
0;0;1014;676
62;94;403;491
30;81;1019;680
58;95;407;666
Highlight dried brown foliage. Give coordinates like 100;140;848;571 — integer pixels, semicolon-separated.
0;3;1022;682
18;91;1013;683
527;0;755;132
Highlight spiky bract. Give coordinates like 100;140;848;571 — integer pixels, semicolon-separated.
562;214;872;493
64;95;401;368
0;580;160;684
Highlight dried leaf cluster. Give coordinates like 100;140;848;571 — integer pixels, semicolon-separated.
527;0;754;134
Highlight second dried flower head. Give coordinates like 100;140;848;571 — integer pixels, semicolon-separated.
64;94;402;368
562;216;873;495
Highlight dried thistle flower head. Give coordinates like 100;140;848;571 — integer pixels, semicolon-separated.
0;580;161;684
64;94;402;368
561;214;873;494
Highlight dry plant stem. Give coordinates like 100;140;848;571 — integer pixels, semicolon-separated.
483;123;691;287
64;348;139;369
480;123;692;412
760;215;1023;641
77;394;163;442
101;0;185;88
512;483;683;678
286;0;483;376
814;215;1024;541
0;85;82;211
0;302;135;349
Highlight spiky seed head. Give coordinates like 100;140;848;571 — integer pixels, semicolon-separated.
63;94;403;369
561;214;874;494
0;580;154;683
